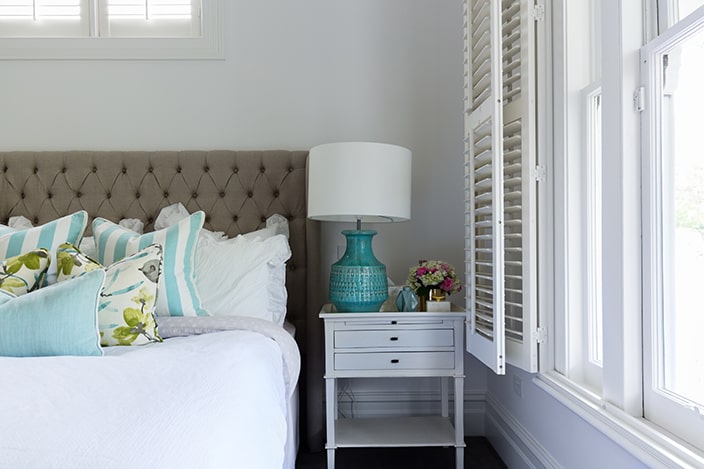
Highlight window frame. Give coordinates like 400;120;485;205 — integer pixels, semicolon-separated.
0;0;223;60
640;3;704;450
544;0;704;465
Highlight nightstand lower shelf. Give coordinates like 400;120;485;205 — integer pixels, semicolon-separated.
333;416;460;448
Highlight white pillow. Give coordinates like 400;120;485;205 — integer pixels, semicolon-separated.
196;234;291;325
156;203;226;242
8;216;33;230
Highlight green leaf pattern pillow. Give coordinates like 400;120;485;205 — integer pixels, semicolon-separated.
57;243;163;346
0;248;51;296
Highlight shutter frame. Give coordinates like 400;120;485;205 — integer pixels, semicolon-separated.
465;0;540;374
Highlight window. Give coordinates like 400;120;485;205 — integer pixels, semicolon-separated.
547;0;704;461
0;0;223;59
641;3;704;449
466;0;704;462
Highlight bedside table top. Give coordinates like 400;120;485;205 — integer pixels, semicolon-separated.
319;303;465;319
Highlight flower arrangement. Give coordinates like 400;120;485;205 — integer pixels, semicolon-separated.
406;259;462;298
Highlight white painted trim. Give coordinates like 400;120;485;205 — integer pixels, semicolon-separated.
485;393;562;469
534;372;704;469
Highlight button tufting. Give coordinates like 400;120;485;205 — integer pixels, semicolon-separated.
274;191;280;197
121;168;127;174
233;167;239;174
247;191;253;198
20;193;25;199
106;192;112;199
177;167;182;173
47;192;52;199
33;167;38;174
76;192;82;198
148;167;153;173
61;167;67;173
163;192;169;198
219;192;225;198
204;166;210;172
148;217;154;224
288;167;294;173
135;192;140;199
192;192;198;199
261;216;266;223
260;167;265;173
205;216;211;223
92;167;97;173
233;215;239;221
33;218;39;225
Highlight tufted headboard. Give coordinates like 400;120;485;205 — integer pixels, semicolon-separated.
0;150;324;450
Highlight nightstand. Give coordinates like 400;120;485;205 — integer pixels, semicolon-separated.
319;304;465;469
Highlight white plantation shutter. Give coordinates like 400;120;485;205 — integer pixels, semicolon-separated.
0;0;200;37
0;0;89;36
464;0;540;374
100;0;201;37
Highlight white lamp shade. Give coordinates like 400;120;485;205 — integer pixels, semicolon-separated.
307;142;412;223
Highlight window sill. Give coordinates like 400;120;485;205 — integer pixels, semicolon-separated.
533;372;704;468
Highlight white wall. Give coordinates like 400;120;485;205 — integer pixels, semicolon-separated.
0;0;467;294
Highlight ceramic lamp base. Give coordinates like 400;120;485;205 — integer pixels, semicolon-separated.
329;230;388;312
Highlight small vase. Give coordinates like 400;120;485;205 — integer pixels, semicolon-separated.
395;286;419;312
419;288;446;312
429;288;447;302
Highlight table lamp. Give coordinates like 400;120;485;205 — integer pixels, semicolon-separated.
308;142;412;312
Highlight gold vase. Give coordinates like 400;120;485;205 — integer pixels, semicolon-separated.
419;288;446;311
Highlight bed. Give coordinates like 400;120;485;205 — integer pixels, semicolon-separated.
0;150;323;469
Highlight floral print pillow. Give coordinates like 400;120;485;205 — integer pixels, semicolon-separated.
57;243;163;346
0;248;50;296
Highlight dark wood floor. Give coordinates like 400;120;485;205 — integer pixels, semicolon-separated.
296;437;507;469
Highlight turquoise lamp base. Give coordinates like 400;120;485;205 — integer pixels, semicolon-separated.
329;230;388;312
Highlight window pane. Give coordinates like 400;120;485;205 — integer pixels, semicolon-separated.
661;26;704;409
676;0;704;23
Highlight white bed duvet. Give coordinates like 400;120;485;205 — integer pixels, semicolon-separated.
0;317;299;469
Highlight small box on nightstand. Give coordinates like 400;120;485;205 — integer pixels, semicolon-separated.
426;300;452;312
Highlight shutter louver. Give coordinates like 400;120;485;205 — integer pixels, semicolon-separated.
465;0;540;374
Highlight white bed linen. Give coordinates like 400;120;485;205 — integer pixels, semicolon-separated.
0;330;293;469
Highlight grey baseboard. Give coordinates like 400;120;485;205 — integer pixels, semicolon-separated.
484;394;562;469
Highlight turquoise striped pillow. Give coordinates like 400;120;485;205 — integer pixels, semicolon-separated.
0;269;104;357
93;211;208;317
0;211;89;285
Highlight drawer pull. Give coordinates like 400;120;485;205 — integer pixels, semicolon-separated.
390;359;400;364
389;336;399;341
391;320;398;325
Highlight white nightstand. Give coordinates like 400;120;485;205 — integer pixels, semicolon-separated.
319;304;465;469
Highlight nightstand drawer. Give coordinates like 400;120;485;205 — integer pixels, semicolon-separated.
334;351;455;370
334;329;454;348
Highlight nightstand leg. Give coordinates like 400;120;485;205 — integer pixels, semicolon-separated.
454;376;465;469
325;377;337;468
327;448;335;469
